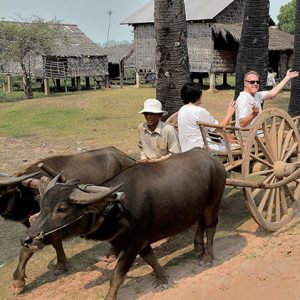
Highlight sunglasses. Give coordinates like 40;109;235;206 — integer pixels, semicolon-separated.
246;80;260;84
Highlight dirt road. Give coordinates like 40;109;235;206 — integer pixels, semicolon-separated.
1;136;300;300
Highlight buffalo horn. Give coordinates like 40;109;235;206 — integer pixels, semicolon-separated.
0;172;41;187
70;183;123;205
45;173;63;193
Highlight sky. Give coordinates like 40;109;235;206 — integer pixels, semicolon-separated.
0;0;293;44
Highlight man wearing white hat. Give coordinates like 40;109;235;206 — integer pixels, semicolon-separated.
138;98;181;162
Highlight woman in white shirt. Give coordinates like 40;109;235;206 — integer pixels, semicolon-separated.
178;82;236;152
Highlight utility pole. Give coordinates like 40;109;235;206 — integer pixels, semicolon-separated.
106;10;113;43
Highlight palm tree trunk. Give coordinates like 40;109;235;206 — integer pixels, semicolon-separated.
289;0;300;117
234;0;270;99
154;0;190;119
20;61;33;99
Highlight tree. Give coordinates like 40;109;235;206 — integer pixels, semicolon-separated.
288;0;300;116
0;17;58;99
234;0;270;99
154;0;190;118
278;0;296;35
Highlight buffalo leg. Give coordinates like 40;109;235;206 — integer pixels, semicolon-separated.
12;246;34;294
194;218;205;260
205;226;216;263
105;245;142;300
139;245;168;286
51;238;67;275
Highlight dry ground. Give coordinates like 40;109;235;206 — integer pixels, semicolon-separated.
1;90;300;300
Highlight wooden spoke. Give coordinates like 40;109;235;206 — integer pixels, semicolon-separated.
250;153;273;169
270;117;278;160
277;119;285;159
275;188;281;222
280;129;294;160
252;173;275;198
249;169;273;177
262;121;275;161
255;135;274;164
267;188;275;222
283;184;297;202
279;187;288;215
258;188;271;213
282;142;299;162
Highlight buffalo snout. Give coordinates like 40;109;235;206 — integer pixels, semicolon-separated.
21;234;45;251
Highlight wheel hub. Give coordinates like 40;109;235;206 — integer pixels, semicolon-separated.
273;161;297;179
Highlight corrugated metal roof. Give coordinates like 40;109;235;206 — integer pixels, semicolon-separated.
121;0;235;24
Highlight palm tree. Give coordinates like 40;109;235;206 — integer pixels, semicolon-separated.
234;0;270;99
154;0;190;118
288;0;300;117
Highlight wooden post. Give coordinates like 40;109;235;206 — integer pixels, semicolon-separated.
56;79;61;91
208;72;216;93
44;78;50;96
85;77;90;89
64;78;68;93
7;75;13;93
71;77;76;87
135;71;141;88
223;73;228;85
119;62;124;88
105;75;110;88
76;76;81;91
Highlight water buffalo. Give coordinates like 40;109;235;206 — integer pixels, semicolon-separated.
23;148;226;300
0;146;138;294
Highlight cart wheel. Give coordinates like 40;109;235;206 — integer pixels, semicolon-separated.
242;108;300;231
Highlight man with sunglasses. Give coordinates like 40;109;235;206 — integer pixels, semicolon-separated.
235;69;299;131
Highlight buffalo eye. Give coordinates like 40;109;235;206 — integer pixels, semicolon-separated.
56;205;68;213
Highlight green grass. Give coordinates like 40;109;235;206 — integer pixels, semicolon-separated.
0;87;155;149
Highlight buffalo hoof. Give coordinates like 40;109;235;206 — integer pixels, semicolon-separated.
12;279;25;295
53;269;65;276
198;255;213;267
194;250;205;260
99;254;117;263
154;276;169;290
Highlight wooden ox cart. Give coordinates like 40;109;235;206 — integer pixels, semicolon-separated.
167;107;300;231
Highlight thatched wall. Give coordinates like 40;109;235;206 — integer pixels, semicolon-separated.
134;23;214;73
134;24;156;71
212;50;237;72
215;0;245;23
188;23;213;73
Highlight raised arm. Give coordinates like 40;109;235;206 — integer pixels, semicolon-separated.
262;69;299;100
219;100;236;127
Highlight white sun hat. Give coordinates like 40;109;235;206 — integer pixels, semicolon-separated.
138;98;168;116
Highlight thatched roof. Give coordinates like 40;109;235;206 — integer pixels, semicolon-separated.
0;22;108;77
50;23;106;57
102;43;134;64
212;23;294;51
122;0;236;24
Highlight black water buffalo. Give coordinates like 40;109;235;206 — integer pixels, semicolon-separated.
23;148;226;300
0;146;138;294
